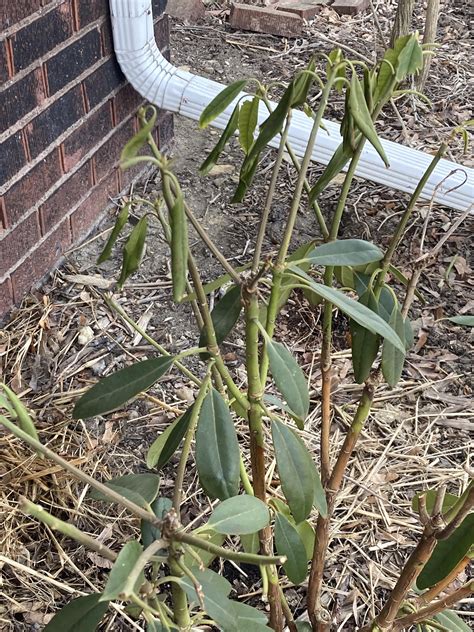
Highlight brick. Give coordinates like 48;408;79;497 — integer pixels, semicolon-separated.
25;85;84;159
154;15;170;50
331;0;369;15
3;148;63;226
62;102;113;171
0;212;41;274
0;198;6;230
93;119;134;183
70;170;118;240
72;0;109;29
0;68;46;134
165;0;205;22
0;132;27;187
229;4;303;37
275;0;325;19
11;219;72;302
39;160;92;233
114;83;144;123
0;277;13;319
100;20;113;56
83;57;125;111
0;40;11;83
10;3;73;73
45;29;102;95
1;1;42;30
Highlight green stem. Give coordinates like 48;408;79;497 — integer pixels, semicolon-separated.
172;368;212;512
123;539;167;597
240;454;255;496
169;557;192;628
19;498;117;561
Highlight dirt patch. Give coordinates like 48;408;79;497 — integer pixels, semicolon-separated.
1;3;473;631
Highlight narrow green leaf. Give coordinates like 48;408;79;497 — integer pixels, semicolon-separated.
98;203;130;264
308;142;353;203
101;541;143;601
389;264;425;304
417;514;474;590
433;609;471;632
199;80;247;128
233;601;270;630
274;513;308;584
447;315;474;327
238;97;259;154
141;496;172;548
200;103;240;175
199;285;242;359
169;192;188;302
1;384;39;443
350;289;380;384
263;394;304;430
231;152;259;203
327;48;346;93
195;389;240;500
117;215;148;288
73;356;174;419
397;34;423;80
183;526;226;568
309;458;327;517
292;60;316;107
146;405;194;469
178;568;235;631
307;239;383;267
377;286;396;322
349;73;389;167
295;520;315;561
375;34;423;105
412;490;459;514
381;304;406;386
43;594;109;632
90;473;160;508
271;419;314;523
288;266;405;352
266;340;309;421
240;531;260;555
208;495;270;535
120;106;157;168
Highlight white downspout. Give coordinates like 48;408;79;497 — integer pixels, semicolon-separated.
110;0;473;212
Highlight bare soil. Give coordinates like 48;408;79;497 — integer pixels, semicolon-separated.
1;2;472;631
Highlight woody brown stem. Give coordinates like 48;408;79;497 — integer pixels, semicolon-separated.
417;556;470;606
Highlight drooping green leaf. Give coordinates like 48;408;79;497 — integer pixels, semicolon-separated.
447;315;474;327
375;34;423;105
263;394;304;430
178;568;234;630
274;513;308;584
417;514;474;590
381;304;406;386
233;601;271;630
101;541;143;601
412;490;459;514
117;215;148;288
240;531;260;555
1;384;39;443
141;496;172;548
307;239;384;268
350;289;380;384
295;520;315;561
308;142;354;203
327;48;346;93
377;286;395;322
239;97;260;154
433;609;471;632
200;103;240;175
183;526;226;568
195;389;240;500
208;495;270;535
231;153;259;203
90;473;161;508
199;285;242;359
271;419;314;523
309;456;327;517
168;191;188;303
292;59;316;107
146;405;194;469
288;266;405;352
43;594;109;632
199;80;247;128
389;264;425;303
396;34;423;80
120;106;157;168
349;73;389;167
98;203;130;264
73;356;174;419
266;340;309;422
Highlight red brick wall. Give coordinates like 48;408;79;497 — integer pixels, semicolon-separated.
0;0;173;319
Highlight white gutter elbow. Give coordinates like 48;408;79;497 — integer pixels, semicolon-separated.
110;0;473;212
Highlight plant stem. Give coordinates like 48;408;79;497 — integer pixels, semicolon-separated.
19;498;117;561
391;581;474;632
417;556;471;606
0;416;162;527
173;530;284;566
169;557;192;629
172;369;212;512
252;114;292;274
123;539;167;597
106;296;201;386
